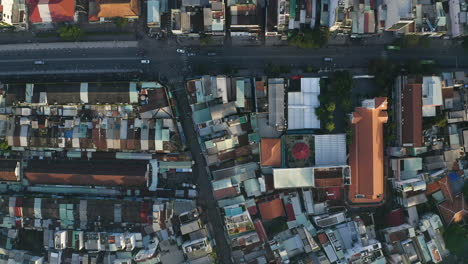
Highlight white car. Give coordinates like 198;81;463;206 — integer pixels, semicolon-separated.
140;59;150;64
187;52;196;57
176;49;185;53
34;60;45;65
323;57;333;62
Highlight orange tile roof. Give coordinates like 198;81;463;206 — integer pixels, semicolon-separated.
96;0;139;18
258;198;284;220
348;97;388;206
260;138;281;167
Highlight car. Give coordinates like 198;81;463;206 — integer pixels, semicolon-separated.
34;60;45;65
187;52;196;56
207;52;217;56
323;57;333;62
176;49;185;53
140;59;150;64
386;45;400;51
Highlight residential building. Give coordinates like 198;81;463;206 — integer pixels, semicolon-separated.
422;76;443;117
228;0;261;37
348;97;388;207
450;0;468;37
26;0;75;23
171;0;225;36
89;0;139;22
147;0;168;28
1;0;26;27
0;160;21;182
265;0;318;37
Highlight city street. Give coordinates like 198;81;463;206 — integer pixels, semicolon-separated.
0;43;466;82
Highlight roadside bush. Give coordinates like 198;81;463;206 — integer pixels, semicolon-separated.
115;17;129;28
200;33;214;46
288;27;329;48
395;35;431;48
58;25;83;41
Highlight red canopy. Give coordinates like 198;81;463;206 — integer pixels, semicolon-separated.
292;142;310;160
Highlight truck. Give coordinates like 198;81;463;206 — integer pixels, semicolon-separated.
420;60;435;65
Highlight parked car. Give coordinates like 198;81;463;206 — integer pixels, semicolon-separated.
187;52;196;57
140;59;150;64
207;52;217;56
176;49;185;53
323;57;333;62
34;60;45;65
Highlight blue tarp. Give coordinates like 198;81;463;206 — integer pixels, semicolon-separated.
65;130;73;139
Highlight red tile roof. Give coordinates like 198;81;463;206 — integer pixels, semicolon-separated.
285;203;296;221
258;198;284;221
27;0;75;23
401;83;423;147
25;160;148;187
0;160;19;182
213;187;238;200
348;98;388;206
260;138;281;167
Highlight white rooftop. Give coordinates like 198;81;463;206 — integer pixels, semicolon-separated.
288;78;320;130
273;167;315;189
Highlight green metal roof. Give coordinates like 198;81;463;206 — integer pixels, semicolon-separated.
193;108;212;124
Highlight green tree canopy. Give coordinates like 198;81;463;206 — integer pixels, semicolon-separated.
325;122;335;132
288;27;329;48
326;103;336;112
115;17;129;28
444;224;468;256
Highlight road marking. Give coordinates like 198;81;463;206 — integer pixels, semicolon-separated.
0;57;142;63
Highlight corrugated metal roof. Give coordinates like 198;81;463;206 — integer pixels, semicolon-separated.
273;167;315;189
288;78;320;130
314;134;347;166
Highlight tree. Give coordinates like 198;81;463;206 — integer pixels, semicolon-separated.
444;224;468;256
463;182;468;202
200;33;213;46
194;64;208;75
326;103;336;112
288;27;329;48
115;17;129;28
463;37;468;51
325;122;335;132
342;98;353;113
58;25;83;41
222;64;236;75
265;63;280;77
434;115;448;127
330;71;354;99
0;140;9;151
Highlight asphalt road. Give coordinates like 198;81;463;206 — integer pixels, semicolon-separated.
0;44;466;82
